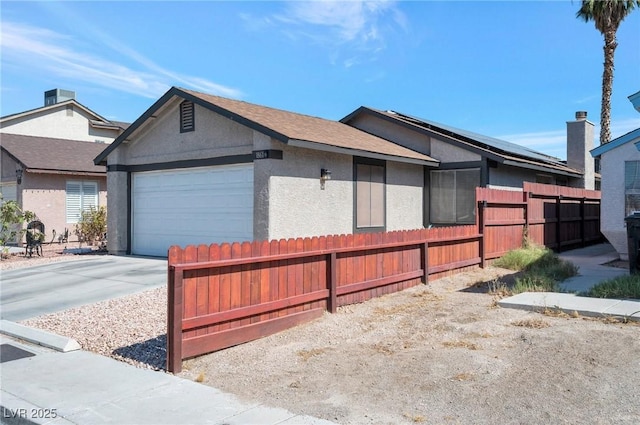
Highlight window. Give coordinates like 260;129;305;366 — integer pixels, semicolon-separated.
625;161;640;215
355;158;385;231
180;100;195;133
430;168;480;225
66;181;98;223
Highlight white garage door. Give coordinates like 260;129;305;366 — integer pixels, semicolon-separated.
132;164;253;256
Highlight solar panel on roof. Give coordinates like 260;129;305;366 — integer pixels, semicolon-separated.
387;110;564;165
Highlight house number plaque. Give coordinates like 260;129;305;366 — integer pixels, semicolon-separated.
252;149;283;160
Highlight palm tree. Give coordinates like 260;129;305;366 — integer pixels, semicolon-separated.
576;0;640;144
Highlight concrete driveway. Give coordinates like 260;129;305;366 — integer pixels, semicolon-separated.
0;255;167;321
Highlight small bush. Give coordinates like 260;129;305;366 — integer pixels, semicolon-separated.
494;243;578;295
584;275;640;300
492;245;550;271
75;206;107;245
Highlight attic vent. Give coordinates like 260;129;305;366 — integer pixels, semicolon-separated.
180;101;195;133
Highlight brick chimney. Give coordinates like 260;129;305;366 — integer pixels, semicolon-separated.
566;111;595;189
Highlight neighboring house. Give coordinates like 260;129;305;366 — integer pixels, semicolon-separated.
341;108;596;226
94;86;439;256
0;134;107;243
591;127;640;260
0;89;127;244
1;89;127;143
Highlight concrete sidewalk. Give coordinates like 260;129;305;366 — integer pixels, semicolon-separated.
499;243;640;322
0;332;335;425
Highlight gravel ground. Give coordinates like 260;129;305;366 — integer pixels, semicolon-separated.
20;266;640;425
1;242;105;271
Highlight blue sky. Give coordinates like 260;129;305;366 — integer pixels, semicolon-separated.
1;0;639;160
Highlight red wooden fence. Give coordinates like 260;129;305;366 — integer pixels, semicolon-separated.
167;183;601;372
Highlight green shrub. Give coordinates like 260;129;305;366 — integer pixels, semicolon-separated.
585;275;640;300
493;243;578;295
75;206;107;246
1;196;35;258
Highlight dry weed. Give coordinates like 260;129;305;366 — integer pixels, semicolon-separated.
452;372;475;381
403;413;427;423
297;347;330;361
195;372;205;383
442;340;480;350
512;318;550;329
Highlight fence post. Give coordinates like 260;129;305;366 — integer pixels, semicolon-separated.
556;195;562;252
479;200;487;268
420;241;428;284
167;266;184;373
327;252;337;313
580;197;586;247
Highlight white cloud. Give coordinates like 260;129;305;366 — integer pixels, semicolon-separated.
0;21;242;100
245;0;406;67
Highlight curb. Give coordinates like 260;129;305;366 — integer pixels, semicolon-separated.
0;320;80;352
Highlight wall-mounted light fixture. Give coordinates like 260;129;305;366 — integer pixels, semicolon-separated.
320;168;332;190
16;167;23;185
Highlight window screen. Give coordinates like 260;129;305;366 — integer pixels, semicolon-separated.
430;168;480;225
355;160;385;229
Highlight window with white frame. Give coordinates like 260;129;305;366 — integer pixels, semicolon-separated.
625;161;640;215
66;181;98;223
430;168;480;225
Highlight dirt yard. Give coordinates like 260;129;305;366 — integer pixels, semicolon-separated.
17;255;639;425
178;267;640;425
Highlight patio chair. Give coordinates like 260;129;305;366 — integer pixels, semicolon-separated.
25;220;45;257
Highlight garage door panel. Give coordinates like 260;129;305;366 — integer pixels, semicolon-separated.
132;164;253;257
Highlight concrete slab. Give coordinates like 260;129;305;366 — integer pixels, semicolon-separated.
0;339;336;425
602;300;640;319
498;292;640;322
498;292;619;316
0;321;80;352
0;256;166;321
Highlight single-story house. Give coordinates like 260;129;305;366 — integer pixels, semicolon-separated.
94;87;440;256
591;127;640;260
341;108;596;225
95;86;596;258
1;134;108;243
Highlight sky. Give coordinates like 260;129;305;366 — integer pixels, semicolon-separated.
1;0;639;160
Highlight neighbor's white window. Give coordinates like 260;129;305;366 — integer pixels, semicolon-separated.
66;181;98;223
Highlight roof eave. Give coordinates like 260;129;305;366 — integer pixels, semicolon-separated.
288;139;439;167
502;159;582;178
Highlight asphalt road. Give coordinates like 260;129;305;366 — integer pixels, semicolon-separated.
0;256;167;321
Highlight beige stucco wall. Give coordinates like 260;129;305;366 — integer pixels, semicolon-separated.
124;102;253;165
20;173;106;244
599;140;640;260
430;138;481;162
107;100;428;253
347;114;431;155
1;104;117;143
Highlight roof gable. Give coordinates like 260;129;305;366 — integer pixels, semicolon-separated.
95;87;438;167
1;133;107;174
0;99;123;130
591;127;640;157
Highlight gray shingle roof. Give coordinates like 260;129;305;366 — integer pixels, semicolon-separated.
1;133;107;174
